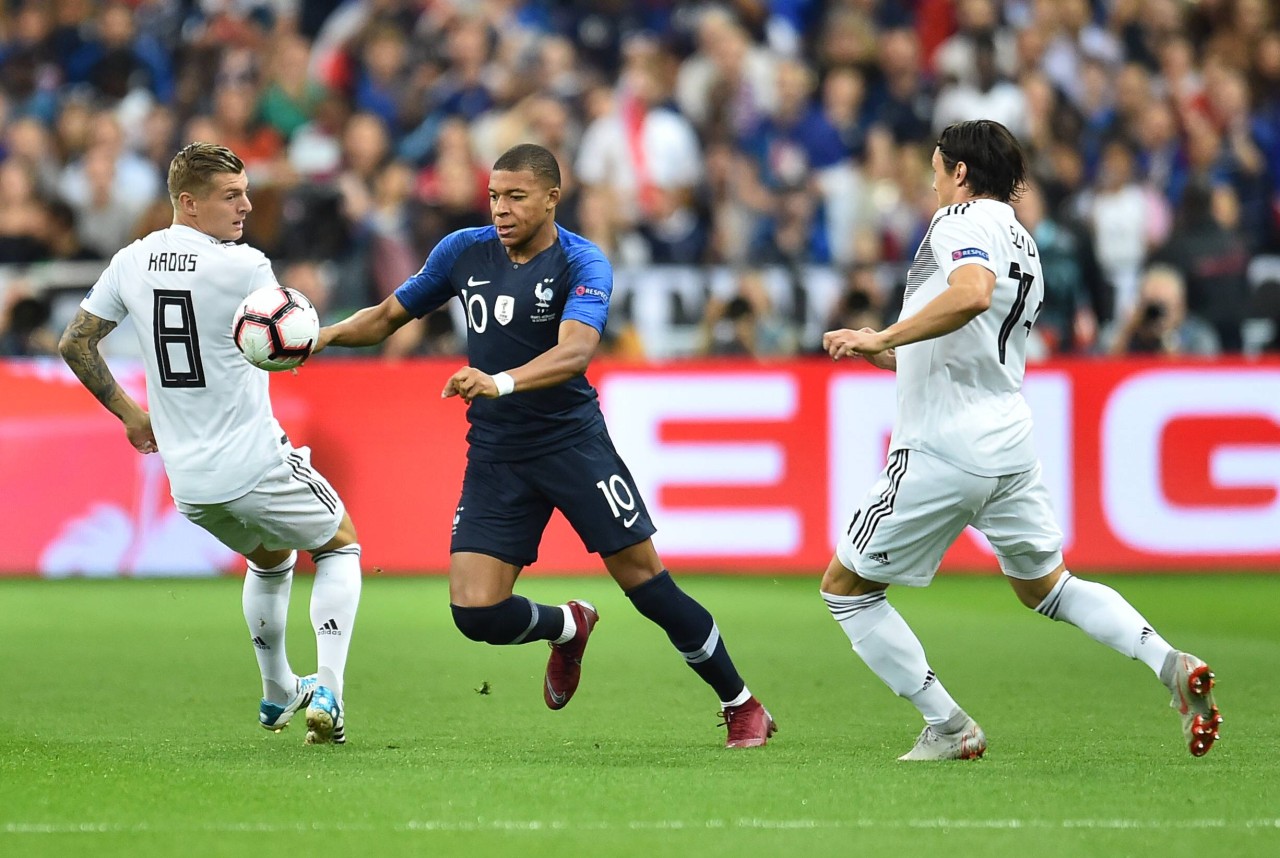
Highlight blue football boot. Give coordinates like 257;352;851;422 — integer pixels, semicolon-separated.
259;674;317;732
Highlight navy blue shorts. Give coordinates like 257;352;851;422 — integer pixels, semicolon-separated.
450;430;657;567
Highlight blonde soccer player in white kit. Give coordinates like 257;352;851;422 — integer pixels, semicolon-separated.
58;143;360;746
820;120;1221;761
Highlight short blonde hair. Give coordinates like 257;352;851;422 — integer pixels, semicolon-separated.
167;142;244;203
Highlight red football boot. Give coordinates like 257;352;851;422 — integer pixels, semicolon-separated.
719;696;777;748
544;600;599;710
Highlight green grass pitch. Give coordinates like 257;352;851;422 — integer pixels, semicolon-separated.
2;573;1278;858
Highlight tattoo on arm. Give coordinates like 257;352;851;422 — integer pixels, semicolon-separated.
59;309;123;413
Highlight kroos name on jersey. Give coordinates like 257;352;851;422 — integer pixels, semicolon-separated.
148;252;199;272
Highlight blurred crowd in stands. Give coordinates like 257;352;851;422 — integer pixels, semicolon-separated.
3;0;1280;360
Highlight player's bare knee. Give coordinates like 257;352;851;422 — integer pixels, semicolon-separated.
602;539;662;590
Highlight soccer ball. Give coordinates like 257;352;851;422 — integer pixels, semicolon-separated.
232;285;319;371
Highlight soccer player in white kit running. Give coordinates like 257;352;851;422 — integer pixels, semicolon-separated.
58;143;360;746
819;120;1222;761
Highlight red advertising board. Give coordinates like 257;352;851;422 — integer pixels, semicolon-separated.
3;357;1279;576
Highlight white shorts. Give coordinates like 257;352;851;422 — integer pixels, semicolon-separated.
176;446;346;555
835;449;1063;587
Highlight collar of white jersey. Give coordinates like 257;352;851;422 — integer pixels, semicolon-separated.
937;198;1013;215
167;223;231;245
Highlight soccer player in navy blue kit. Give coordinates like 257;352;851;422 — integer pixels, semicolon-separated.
315;143;775;747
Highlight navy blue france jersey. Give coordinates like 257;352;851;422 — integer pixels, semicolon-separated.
395;225;612;462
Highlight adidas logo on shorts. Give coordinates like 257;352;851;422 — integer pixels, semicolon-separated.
867;551;891;565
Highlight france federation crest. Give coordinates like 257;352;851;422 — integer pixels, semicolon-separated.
495;295;514;326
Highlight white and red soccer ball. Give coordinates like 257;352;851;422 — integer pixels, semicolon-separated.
232;285;319;371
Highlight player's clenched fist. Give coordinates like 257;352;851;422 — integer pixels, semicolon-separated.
824;327;883;359
442;366;499;402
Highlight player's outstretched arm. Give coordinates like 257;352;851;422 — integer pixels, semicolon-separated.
59;308;157;454
442;320;600;403
315;294;413;353
878;264;994;349
827;264;994;365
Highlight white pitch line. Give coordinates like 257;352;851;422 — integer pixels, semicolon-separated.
4;819;1280;835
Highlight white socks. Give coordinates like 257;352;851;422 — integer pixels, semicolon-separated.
310;544;363;700
823;590;962;727
1035;571;1173;674
244;551;297;704
554;603;577;645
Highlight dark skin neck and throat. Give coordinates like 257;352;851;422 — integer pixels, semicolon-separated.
505;220;558;264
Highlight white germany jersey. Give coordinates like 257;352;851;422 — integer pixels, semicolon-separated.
891;199;1044;477
81;224;285;504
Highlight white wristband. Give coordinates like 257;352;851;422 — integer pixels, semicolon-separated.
492;372;515;396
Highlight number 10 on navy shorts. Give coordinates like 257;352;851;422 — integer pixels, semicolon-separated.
450;430;657;568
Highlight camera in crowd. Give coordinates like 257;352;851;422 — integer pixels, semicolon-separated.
1140;301;1168;326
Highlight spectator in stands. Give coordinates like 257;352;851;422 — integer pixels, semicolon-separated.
931;0;1018;88
1112;62;1155;145
138;104;179;188
258;32;330;142
1040;0;1122;109
1076;137;1170;317
287;90;350;182
824;263;888;337
750;185;825;267
50;94;94;172
68;144;149;258
42;199;98;262
0;158;49;263
0;287;56;356
280;259;335;324
366;159;420;302
66;1;174;103
0;2;61;124
865;28;933;144
1106;264;1220;356
1149;181;1251;352
739;56;847;267
821;65;871;160
578;34;704;265
698;269;796;359
412;132;490;257
932;33;1028;137
675;7;777;140
57;110;162;213
420;116;495;213
1011;181;1102;355
1201;65;1272;251
814;3;877;72
206;81;287;185
1017;69;1059;158
4;115;60;196
1133;97;1190;207
425;15;498;126
352;22;412;137
700;138;769;266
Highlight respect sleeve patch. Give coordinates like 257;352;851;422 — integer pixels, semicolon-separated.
951;247;990;261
